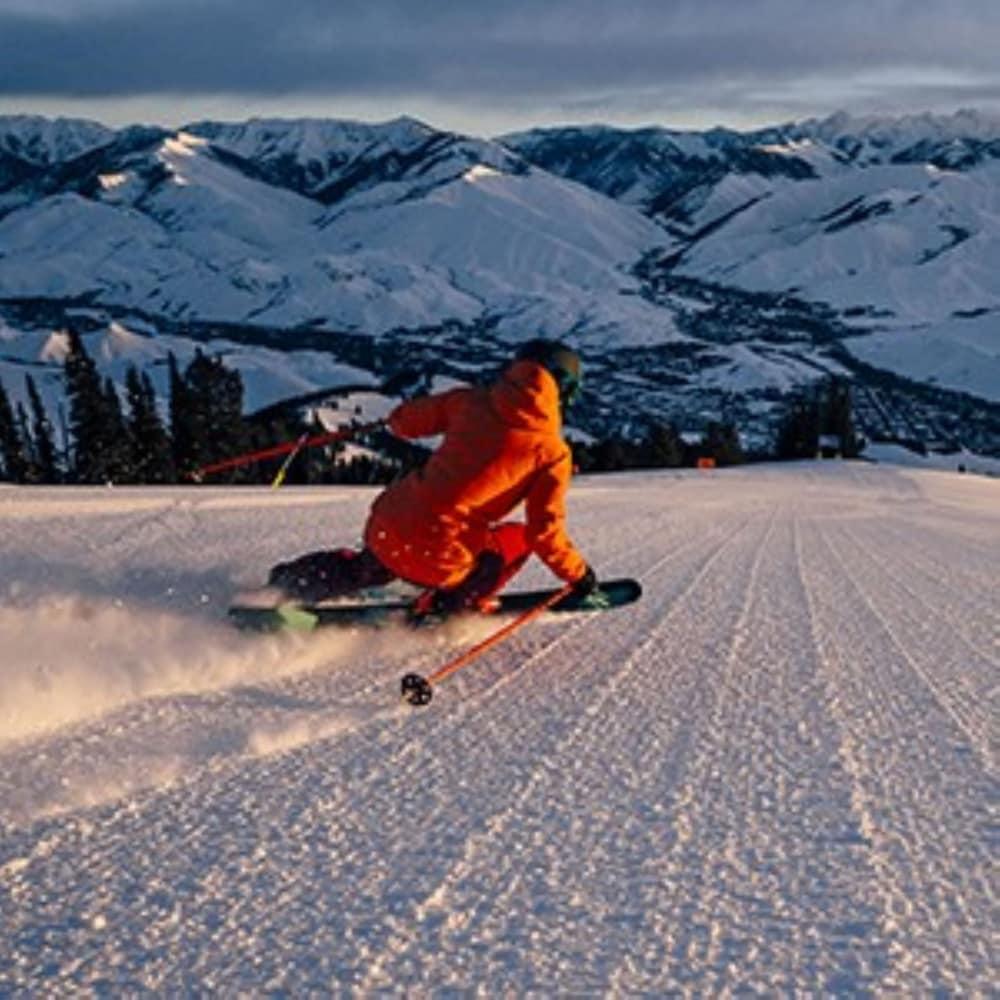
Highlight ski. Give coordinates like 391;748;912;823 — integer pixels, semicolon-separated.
228;577;641;633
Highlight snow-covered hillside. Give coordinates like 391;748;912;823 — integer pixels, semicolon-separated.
0;463;996;993
1;111;999;453
509;114;1000;342
0;314;379;445
507;111;1000;323
673;160;1000;325
0;115;667;344
506;109;1000;215
0;115;114;167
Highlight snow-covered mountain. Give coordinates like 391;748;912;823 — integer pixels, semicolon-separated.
505;113;1000;451
0;116;663;338
0;111;998;454
0;114;115;169
504;109;1000;216
504;110;1000;320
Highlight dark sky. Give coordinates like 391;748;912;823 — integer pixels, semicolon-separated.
1;0;998;134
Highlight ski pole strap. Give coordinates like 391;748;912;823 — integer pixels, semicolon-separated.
188;420;385;481
424;581;575;690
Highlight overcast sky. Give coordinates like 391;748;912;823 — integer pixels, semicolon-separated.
1;0;998;135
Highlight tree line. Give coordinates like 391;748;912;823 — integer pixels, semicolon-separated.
773;376;861;460
0;330;403;486
572;419;745;472
571;378;860;472
0;330;858;485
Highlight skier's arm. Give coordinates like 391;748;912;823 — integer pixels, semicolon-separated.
386;391;455;440
524;451;588;583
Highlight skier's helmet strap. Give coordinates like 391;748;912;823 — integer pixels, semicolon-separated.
514;339;583;407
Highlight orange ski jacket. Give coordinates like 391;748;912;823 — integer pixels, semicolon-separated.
364;360;587;589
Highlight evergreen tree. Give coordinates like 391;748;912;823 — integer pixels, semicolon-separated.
775;394;820;460
821;376;860;458
64;328;118;483
702;421;744;466
593;436;630;472
173;349;249;482
125;366;174;483
776;377;859;460
168;352;196;478
569;438;593;473
25;374;59;483
102;377;133;481
300;417;329;485
15;401;41;482
642;421;684;468
0;379;29;482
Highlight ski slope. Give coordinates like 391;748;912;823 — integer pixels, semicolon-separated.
0;463;996;994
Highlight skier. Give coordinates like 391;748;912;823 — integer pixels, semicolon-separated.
268;339;599;618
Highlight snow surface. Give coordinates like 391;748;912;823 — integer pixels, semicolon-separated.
0;464;996;993
863;442;1000;476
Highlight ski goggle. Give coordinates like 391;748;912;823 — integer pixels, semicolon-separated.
551;366;582;408
512;340;582;408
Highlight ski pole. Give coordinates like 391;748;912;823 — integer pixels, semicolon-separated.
187;420;384;481
400;582;575;706
270;432;309;489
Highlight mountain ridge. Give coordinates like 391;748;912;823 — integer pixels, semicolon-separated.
0;110;998;456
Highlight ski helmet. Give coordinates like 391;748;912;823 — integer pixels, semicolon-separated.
513;338;583;408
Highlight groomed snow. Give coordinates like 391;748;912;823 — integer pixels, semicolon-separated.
0;463;996;993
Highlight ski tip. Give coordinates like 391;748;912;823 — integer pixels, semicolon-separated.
227;602;319;632
275;603;320;631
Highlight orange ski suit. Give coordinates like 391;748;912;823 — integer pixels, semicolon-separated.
364;359;587;590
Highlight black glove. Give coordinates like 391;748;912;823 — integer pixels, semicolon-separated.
570;564;611;609
571;564;598;598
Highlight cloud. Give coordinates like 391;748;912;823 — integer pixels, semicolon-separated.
0;0;998;129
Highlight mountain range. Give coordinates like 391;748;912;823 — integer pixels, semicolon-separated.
1;109;998;455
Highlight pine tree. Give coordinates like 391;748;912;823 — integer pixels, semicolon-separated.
125;366;174;483
822;376;860;458
25;374;60;483
185;349;226;476
0;378;29;482
702;421;744;466
775;394;820;460
594;437;630;472
15;401;41;482
64;328;116;483
102;377;132;481
172;349;249;482
168;352;196;478
642;421;684;468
